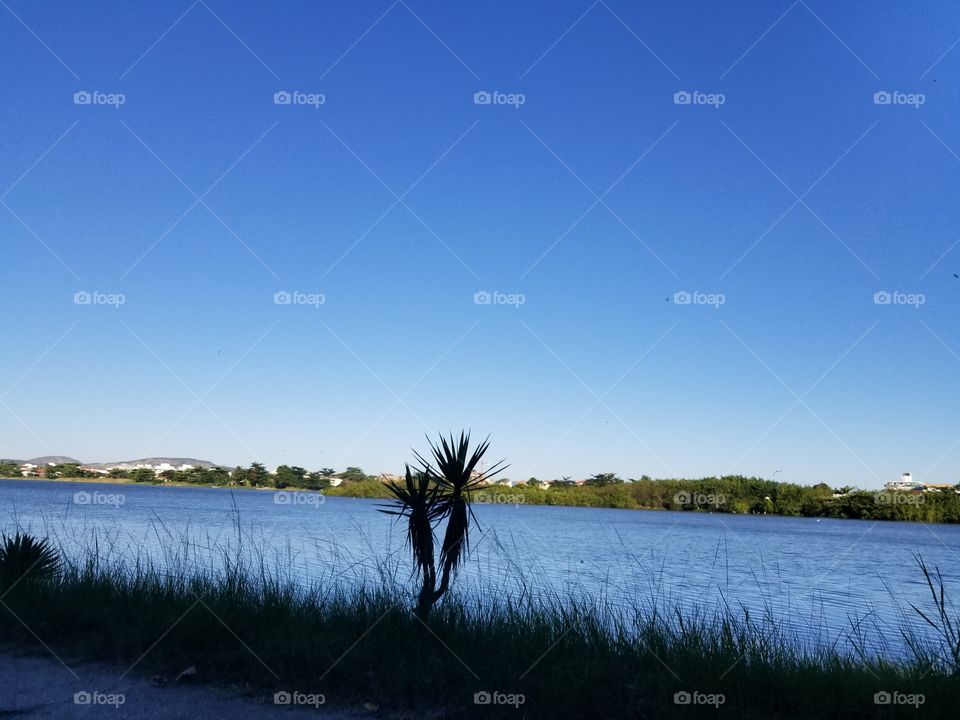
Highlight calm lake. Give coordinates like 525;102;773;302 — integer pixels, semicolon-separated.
3;479;959;654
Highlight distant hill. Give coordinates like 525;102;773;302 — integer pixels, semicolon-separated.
26;456;81;465
85;457;221;469
4;456;221;469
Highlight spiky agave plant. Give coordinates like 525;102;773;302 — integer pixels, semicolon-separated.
381;432;506;618
0;532;62;586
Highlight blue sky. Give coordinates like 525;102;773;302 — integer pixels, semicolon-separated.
1;1;958;487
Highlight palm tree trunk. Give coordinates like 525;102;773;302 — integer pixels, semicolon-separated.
416;564;436;618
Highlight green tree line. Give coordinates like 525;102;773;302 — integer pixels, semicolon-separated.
329;474;960;523
5;464;958;523
4;462;375;491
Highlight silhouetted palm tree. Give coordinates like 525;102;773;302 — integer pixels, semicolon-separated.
382;431;506;618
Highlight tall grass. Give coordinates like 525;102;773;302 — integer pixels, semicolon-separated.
0;523;955;718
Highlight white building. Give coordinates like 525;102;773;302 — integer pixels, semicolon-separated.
884;472;920;492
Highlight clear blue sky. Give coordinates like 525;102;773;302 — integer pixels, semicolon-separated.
1;1;958;487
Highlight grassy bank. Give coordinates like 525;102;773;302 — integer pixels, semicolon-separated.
0;546;955;718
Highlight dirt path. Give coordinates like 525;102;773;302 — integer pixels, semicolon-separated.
0;650;367;719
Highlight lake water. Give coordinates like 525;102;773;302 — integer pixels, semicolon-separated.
3;479;959;655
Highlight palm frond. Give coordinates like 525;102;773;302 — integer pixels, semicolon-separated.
426;432;508;595
437;495;470;581
378;466;442;582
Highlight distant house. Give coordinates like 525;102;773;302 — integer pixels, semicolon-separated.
884;472;921;492
104;461;196;473
881;472;955;493
378;473;403;483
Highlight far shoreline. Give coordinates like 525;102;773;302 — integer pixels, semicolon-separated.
0;475;289;490
3;475;960;525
